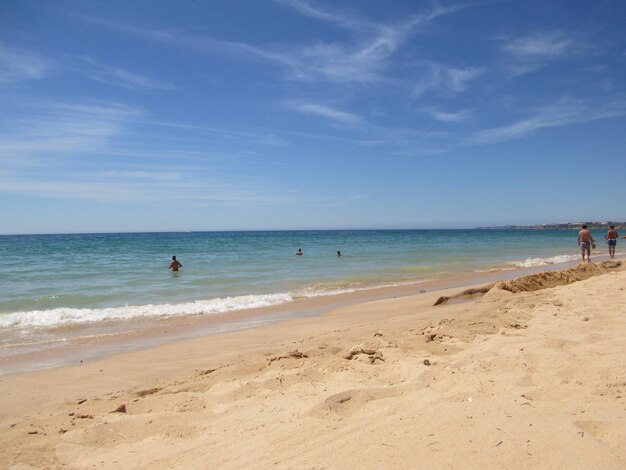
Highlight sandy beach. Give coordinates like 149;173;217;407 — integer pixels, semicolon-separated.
1;261;625;469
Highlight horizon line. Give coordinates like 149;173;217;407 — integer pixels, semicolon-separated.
3;223;620;237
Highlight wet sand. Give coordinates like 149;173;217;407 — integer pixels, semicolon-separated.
1;256;608;376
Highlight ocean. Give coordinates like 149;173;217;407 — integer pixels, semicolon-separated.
0;229;613;371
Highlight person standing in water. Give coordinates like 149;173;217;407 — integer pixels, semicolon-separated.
578;225;595;262
296;249;303;256
169;255;182;271
606;225;619;258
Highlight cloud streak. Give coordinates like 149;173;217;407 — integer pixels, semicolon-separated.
267;1;472;84
79;2;469;85
274;0;378;33
0;44;51;86
421;107;474;123
503;31;576;58
288;102;362;124
0;100;302;207
0;101;142;160
0;169;324;206
500;30;582;77
470;97;626;144
71;56;173;91
412;63;485;97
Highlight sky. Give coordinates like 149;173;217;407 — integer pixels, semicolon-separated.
1;0;625;234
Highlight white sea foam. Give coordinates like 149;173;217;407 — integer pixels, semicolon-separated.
1;278;435;329
508;254;580;268
295;279;429;298
473;267;517;273
0;293;294;329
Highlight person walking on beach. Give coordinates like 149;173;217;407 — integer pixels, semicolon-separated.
578;225;595;262
606;225;619;258
169;255;182;271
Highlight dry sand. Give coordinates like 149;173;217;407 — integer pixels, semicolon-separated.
1;261;625;469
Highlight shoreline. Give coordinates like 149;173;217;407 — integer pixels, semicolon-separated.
1;253;622;376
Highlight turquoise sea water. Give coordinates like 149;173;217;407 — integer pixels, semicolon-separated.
0;229;601;331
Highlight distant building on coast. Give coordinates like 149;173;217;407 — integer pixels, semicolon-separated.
478;221;626;230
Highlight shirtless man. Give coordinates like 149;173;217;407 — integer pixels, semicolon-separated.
577;225;594;262
606;225;619;258
169;255;182;271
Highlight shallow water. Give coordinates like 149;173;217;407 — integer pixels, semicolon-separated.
0;229;605;330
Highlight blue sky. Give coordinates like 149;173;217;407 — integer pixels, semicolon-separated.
1;0;625;234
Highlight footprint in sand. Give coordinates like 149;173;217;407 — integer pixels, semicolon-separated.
310;387;401;418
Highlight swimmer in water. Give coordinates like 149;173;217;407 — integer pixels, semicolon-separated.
169;255;182;271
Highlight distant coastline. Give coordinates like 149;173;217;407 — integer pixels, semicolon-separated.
478;222;626;230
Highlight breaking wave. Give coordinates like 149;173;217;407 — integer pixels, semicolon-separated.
0;293;294;329
508;254;580;268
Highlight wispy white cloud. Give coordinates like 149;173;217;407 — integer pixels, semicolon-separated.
0;44;51;86
267;1;472;84
0;176;143;203
0;101;142;160
503;31;575;58
71;56;173;90
287;102;362;124
412;63;485;97
447;67;484;93
78;2;469;85
277;0;470;34
421;107;474;122
350;122;455;157
0;100;299;206
127;118;292;150
274;0;377;33
470;96;626;144
0;169;310;206
500;31;582;77
74;14;238;56
252;133;290;147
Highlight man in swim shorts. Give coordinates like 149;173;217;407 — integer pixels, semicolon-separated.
169;255;182;271
606;225;619;258
578;224;594;262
